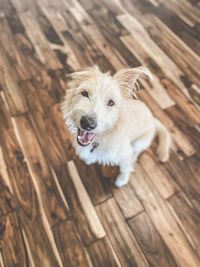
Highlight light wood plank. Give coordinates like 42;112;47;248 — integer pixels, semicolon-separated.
139;150;179;199
112;183;144;219
67;161;106;241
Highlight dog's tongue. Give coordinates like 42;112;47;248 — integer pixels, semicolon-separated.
79;129;95;144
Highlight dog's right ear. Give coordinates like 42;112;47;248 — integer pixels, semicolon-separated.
114;66;152;98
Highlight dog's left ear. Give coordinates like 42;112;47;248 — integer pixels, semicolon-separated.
114;66;152;98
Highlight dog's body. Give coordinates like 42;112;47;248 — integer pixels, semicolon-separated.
62;66;171;187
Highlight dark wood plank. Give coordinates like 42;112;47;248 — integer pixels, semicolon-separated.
87;237;121;267
166;105;200;148
165;151;200;214
12;114;69;227
53;219;92;267
168;191;200;254
125;0;200;55
0;173;17;217
128;212;177;267
130;164;200;267
96;198;149;267
0;13;43;81
0;213;27;267
80;2;141;68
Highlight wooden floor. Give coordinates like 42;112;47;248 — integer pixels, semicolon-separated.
0;0;200;266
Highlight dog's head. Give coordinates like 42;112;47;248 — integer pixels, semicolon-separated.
62;66;151;146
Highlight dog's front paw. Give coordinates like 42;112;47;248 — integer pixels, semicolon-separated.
115;174;129;187
157;147;169;163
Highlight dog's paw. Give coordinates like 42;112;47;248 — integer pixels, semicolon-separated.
157;147;169;163
115;174;129;187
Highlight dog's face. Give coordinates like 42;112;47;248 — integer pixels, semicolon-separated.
62;66;151;146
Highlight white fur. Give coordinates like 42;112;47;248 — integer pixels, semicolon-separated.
62;66;171;187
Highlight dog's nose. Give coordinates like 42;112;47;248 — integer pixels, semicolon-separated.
80;116;97;131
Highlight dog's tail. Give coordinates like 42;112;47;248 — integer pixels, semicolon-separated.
155;119;171;162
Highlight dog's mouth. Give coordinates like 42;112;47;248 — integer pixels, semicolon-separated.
77;128;96;146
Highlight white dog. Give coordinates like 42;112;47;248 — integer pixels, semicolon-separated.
62;66;171;187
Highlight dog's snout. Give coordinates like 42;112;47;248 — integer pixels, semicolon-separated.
80;116;97;131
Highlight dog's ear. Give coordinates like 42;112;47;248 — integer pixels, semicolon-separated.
67;66;101;88
114;66;152;98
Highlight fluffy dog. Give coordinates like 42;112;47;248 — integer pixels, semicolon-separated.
62;66;171;187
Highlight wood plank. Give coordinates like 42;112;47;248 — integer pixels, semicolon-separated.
53;219;92;267
130;164;200;267
81;3;140;68
140;13;200;88
123;0;200;56
96;198;149;267
159;0;200;27
54;163;106;245
119;13;199;107
0;213;27;267
162;78;200;124
7;157;64;266
0;13;41;81
166;105;200;148
0;147;13;194
164;151;200;214
75;159;112;206
112;183;144;219
138;89;196;156
61;27;114;72
18;10;62;70
0;55;28;116
36;5;63;45
139;150;179;199
168;192;200;254
87;237;121;267
186;153;200;183
128;212;177;267
67;161;106;241
11;114;69;227
0;172;16;217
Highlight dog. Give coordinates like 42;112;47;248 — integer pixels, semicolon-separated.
62;66;171;187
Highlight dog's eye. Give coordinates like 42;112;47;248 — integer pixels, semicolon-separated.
81;91;89;97
107;99;115;106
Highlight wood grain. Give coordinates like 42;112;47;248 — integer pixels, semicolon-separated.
87;237;121;267
96;198;149;267
130;164;200;267
128;212;177;267
0;213;27;267
53;219;92;267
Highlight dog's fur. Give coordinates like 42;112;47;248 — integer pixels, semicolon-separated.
62;66;171;187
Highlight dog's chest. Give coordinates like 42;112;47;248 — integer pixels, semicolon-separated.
76;142;121;166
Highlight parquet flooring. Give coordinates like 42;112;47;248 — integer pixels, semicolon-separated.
0;0;200;266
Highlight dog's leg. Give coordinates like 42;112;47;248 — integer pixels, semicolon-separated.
115;149;134;187
132;129;155;161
